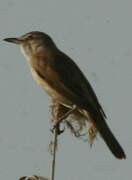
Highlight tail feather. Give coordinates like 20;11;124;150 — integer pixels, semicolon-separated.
99;121;126;159
90;112;126;159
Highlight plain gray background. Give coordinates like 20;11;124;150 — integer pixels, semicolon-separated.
0;0;131;179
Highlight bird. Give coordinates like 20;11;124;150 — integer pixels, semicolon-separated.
3;31;126;159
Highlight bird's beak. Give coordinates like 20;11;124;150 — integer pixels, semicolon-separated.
3;37;22;44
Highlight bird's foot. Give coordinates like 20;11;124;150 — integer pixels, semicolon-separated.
51;123;65;135
51;104;77;133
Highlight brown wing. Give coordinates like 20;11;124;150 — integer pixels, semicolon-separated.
51;50;106;118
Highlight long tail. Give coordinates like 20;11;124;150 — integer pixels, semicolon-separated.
90;111;126;159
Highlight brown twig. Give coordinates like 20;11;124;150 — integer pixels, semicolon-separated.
50;126;58;180
49;104;77;180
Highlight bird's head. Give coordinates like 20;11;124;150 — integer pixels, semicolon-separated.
3;31;56;57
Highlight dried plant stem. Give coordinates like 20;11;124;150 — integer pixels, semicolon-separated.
50;105;77;180
50;126;58;180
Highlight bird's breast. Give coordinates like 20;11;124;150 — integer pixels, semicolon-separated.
30;67;73;108
30;67;57;95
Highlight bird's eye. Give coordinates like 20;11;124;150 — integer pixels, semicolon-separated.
27;35;33;40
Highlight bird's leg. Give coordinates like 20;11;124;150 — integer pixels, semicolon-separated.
52;104;77;132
